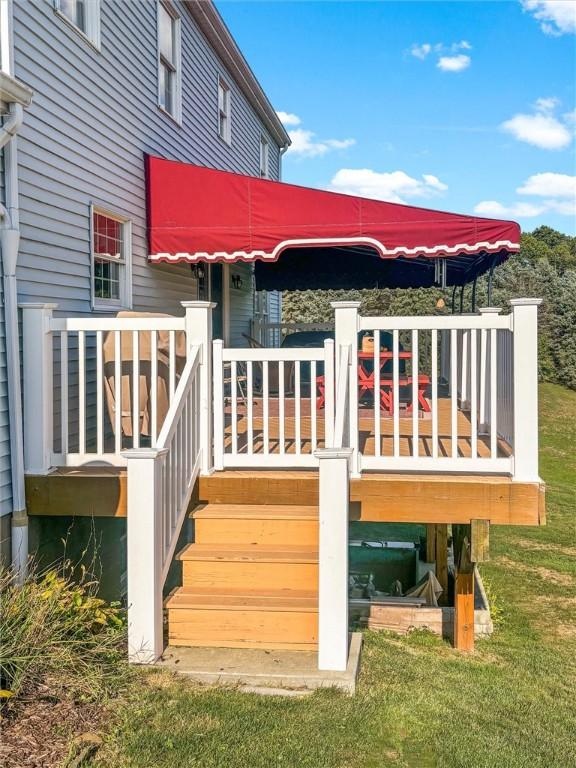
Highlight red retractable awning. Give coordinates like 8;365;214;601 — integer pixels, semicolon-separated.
146;156;520;289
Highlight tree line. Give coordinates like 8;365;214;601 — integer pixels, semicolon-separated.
282;226;576;390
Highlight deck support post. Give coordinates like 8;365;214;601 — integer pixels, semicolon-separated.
331;301;360;475
21;303;57;474
123;448;166;664
182;301;216;475
510;299;542;482
315;447;352;671
452;524;475;651
435;524;449;605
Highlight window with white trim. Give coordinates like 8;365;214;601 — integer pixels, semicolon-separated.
54;0;100;46
259;135;269;178
91;208;132;309
217;76;231;144
158;2;181;121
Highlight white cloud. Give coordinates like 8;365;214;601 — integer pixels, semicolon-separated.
437;54;471;72
517;172;576;198
521;0;576;36
287;129;356;158
410;43;433;60
276;111;301;127
329;168;448;204
409;41;472;70
501;98;574;149
475;171;576;219
474;200;546;218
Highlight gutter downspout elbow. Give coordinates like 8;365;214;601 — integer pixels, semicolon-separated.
0;102;23;150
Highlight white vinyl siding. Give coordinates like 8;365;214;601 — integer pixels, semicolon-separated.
11;0;281;322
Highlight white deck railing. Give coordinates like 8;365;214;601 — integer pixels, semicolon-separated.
123;346;202;663
212;340;335;468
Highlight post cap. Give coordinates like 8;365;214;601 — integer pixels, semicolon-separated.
181;301;217;310
18;302;58;310
121;448;169;460
330;301;362;310
478;307;502;314
509;298;543;307
314;447;354;460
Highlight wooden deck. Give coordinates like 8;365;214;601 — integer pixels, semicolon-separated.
224;396;510;459
25;466;545;526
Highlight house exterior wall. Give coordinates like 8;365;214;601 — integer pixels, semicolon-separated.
11;0;283;335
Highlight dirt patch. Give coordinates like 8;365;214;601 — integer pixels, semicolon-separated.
511;539;576;559
0;687;107;768
496;556;576;588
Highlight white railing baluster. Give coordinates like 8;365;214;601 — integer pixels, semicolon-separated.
150;331;158;446
324;340;335;449
295;360;301;454
132;331;140;449
279;360;285;454
169;330;176;402
431;329;438;459
374;329;380;458
490;328;497;459
60;332;68;457
247;360;253;454
393;329;400;457
412;329;418;458
470;329;477;459
78;330;86;455
263;360;269;455
212;340;224;469
96;330;103;456
450;328;458;458
114;331;122;453
310;360;317;452
231;360;238;455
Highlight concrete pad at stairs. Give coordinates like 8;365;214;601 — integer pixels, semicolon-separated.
157;632;362;695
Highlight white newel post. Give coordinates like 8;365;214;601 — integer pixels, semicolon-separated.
478;307;501;434
21;303;57;474
316;447;352;671
123;448;166;663
331;301;360;475
182;301;215;475
510;298;542;482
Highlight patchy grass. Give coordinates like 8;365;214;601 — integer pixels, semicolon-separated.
94;383;576;768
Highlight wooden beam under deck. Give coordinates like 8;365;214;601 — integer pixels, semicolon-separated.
26;467;545;526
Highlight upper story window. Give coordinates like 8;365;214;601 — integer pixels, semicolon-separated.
218;76;231;144
158;2;181;122
91;208;132;309
54;0;101;47
259;135;269;178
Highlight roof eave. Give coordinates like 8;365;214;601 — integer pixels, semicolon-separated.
184;0;290;149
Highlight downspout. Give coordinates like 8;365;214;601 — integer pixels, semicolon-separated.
0;102;27;582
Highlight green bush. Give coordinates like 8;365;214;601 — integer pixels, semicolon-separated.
0;562;127;701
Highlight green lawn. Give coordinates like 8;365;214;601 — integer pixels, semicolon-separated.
95;383;576;768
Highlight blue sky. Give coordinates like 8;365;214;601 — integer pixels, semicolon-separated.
217;0;576;234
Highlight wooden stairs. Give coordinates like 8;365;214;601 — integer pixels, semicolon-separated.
166;486;320;651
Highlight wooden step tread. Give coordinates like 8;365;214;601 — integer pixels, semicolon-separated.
166;587;318;612
192;503;318;521
178;543;318;563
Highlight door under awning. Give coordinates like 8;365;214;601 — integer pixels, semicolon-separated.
146;156;520;290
